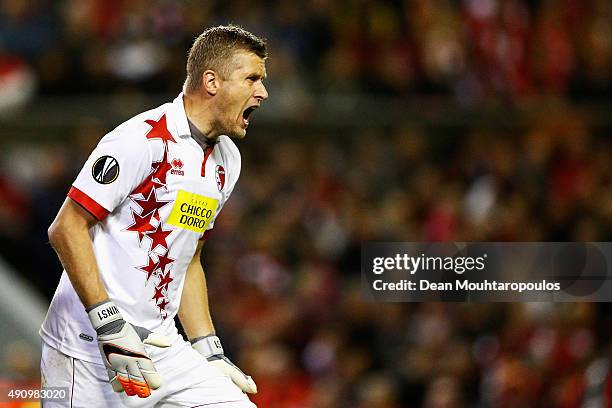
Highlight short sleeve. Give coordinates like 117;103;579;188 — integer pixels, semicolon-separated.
69;130;153;221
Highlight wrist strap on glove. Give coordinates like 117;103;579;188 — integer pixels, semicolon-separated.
87;300;124;334
191;334;224;357
191;335;258;394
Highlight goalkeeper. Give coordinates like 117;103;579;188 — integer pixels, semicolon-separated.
40;25;267;407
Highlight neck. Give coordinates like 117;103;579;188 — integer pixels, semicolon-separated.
188;120;216;147
183;92;220;143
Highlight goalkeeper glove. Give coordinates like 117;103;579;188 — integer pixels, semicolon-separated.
191;334;257;394
87;300;171;398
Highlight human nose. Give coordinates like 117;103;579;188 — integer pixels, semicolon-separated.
254;82;268;102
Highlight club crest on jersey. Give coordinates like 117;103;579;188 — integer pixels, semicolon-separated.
215;165;225;191
171;158;184;176
92;155;119;184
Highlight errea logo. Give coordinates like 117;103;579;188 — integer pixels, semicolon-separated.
171;158;184;176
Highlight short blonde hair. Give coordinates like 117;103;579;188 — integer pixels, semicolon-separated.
184;25;267;93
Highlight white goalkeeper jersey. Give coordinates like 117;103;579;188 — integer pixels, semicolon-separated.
40;94;241;363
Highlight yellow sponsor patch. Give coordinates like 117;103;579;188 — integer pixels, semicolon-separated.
167;190;219;233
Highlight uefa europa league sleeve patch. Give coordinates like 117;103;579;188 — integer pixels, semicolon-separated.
92;155;120;184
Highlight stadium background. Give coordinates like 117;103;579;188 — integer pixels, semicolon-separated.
0;0;611;407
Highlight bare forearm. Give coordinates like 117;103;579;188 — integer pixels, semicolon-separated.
48;199;108;308
178;245;215;339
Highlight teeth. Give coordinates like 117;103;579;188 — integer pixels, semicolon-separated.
242;106;257;127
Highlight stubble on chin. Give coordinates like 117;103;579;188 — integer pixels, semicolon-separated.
222;122;247;140
233;128;247;140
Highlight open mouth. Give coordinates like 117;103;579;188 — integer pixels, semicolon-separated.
242;106;257;127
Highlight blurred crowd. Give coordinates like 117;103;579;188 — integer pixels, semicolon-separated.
1;0;612;105
1;0;611;407
208;112;611;407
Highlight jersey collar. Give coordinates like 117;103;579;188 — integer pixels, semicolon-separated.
168;92;191;139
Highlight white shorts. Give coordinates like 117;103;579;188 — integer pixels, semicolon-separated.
40;339;257;408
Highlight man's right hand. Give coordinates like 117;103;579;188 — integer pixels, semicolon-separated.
87;300;171;398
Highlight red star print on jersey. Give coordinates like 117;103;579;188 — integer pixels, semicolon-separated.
156;251;175;274
157;299;170;316
130;147;171;201
137;255;160;283
157;270;174;289
151;148;172;187
123;114;180;320
144;222;173;252
145;115;176;145
131;187;171;220
155;270;174;317
125;209;156;245
153;285;165;304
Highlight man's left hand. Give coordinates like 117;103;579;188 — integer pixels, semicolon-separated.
191;335;257;394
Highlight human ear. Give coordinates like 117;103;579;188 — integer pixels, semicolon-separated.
202;70;219;95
